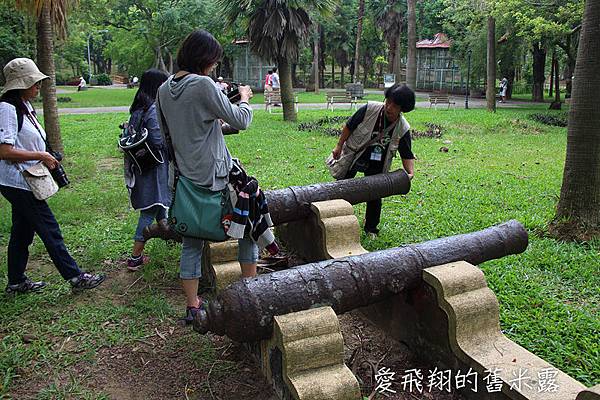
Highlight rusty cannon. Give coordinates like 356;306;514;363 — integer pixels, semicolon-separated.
143;169;411;240
265;169;410;225
193;220;528;342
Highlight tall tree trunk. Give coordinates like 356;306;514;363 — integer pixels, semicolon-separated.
319;26;325;88
388;37;396;74
549;49;555;98
486;16;496;113
553;0;600;239
291;63;298;87
331;58;335;89
406;0;417;89
313;26;319;93
394;34;402;82
564;35;576;98
550;55;561;109
36;2;63;154
341;65;345;86
353;0;365;83
277;57;296;122
532;43;546;102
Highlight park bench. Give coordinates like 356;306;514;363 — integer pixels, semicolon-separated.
429;93;455;109
326;92;358;111
264;91;298;114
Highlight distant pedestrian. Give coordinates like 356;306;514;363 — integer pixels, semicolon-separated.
264;70;273;93
77;76;86;91
216;76;229;92
271;67;280;91
499;77;508;103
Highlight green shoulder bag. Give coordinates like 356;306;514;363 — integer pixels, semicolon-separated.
168;175;233;242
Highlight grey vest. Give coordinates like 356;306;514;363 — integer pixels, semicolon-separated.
344;101;410;174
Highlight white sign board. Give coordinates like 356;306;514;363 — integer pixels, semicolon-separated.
384;73;396;88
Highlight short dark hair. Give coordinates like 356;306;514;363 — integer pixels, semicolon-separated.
384;84;415;113
176;30;223;75
130;68;169;113
272;67;277;73
267;70;273;74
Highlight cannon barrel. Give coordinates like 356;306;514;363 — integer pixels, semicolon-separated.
194;220;528;342
143;170;411;241
265;169;410;225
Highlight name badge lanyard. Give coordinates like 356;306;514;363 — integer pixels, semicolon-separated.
371;110;396;162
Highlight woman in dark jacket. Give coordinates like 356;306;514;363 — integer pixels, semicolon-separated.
123;69;171;271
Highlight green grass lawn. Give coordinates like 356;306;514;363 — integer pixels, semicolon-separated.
0;106;598;397
43;87;417;108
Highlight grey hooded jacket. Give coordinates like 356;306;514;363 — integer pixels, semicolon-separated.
156;74;253;191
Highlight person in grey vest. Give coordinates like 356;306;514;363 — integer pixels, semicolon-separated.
330;84;416;238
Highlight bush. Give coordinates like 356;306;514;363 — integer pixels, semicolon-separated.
95;73;112;86
528;112;568;127
55;73;72;86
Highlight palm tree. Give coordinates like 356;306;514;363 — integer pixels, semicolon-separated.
373;0;405;80
352;0;365;84
16;0;74;153
552;0;600;240
486;16;496;112
406;0;416;89
220;0;334;121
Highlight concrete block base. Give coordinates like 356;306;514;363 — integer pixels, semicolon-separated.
361;261;594;400
250;307;361;400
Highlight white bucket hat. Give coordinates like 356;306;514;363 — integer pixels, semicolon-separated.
2;58;49;94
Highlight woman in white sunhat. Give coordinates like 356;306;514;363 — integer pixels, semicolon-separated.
0;58;105;294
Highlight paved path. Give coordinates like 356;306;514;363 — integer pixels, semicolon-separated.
49;98;535;115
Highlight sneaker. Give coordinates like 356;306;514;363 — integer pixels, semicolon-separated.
364;227;379;239
69;273;106;292
180;297;207;325
5;278;47;294
126;255;149;272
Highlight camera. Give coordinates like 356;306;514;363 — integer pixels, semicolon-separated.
48;151;70;188
225;82;242;104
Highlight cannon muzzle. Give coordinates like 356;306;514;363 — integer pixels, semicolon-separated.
194;220;528;342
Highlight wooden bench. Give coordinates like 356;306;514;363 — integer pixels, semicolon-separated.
326;92;358;111
264;91;298;113
429;93;455;109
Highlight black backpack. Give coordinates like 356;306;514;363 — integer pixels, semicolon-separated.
118;118;164;174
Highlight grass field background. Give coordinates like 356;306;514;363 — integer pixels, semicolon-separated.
0;105;597;397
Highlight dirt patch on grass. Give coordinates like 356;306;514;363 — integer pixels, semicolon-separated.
7;263;275;400
340;312;463;399
97;157;122;172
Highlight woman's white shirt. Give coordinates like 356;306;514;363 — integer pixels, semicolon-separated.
0;101;46;191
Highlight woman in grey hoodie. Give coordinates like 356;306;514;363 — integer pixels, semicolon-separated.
156;30;257;324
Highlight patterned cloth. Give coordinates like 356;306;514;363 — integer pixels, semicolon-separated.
226;160;278;255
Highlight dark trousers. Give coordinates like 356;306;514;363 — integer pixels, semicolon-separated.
0;185;81;285
343;159;385;233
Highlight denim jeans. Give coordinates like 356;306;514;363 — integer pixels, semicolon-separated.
180;236;259;280
133;205;167;242
343;158;385;233
0;185;81;285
